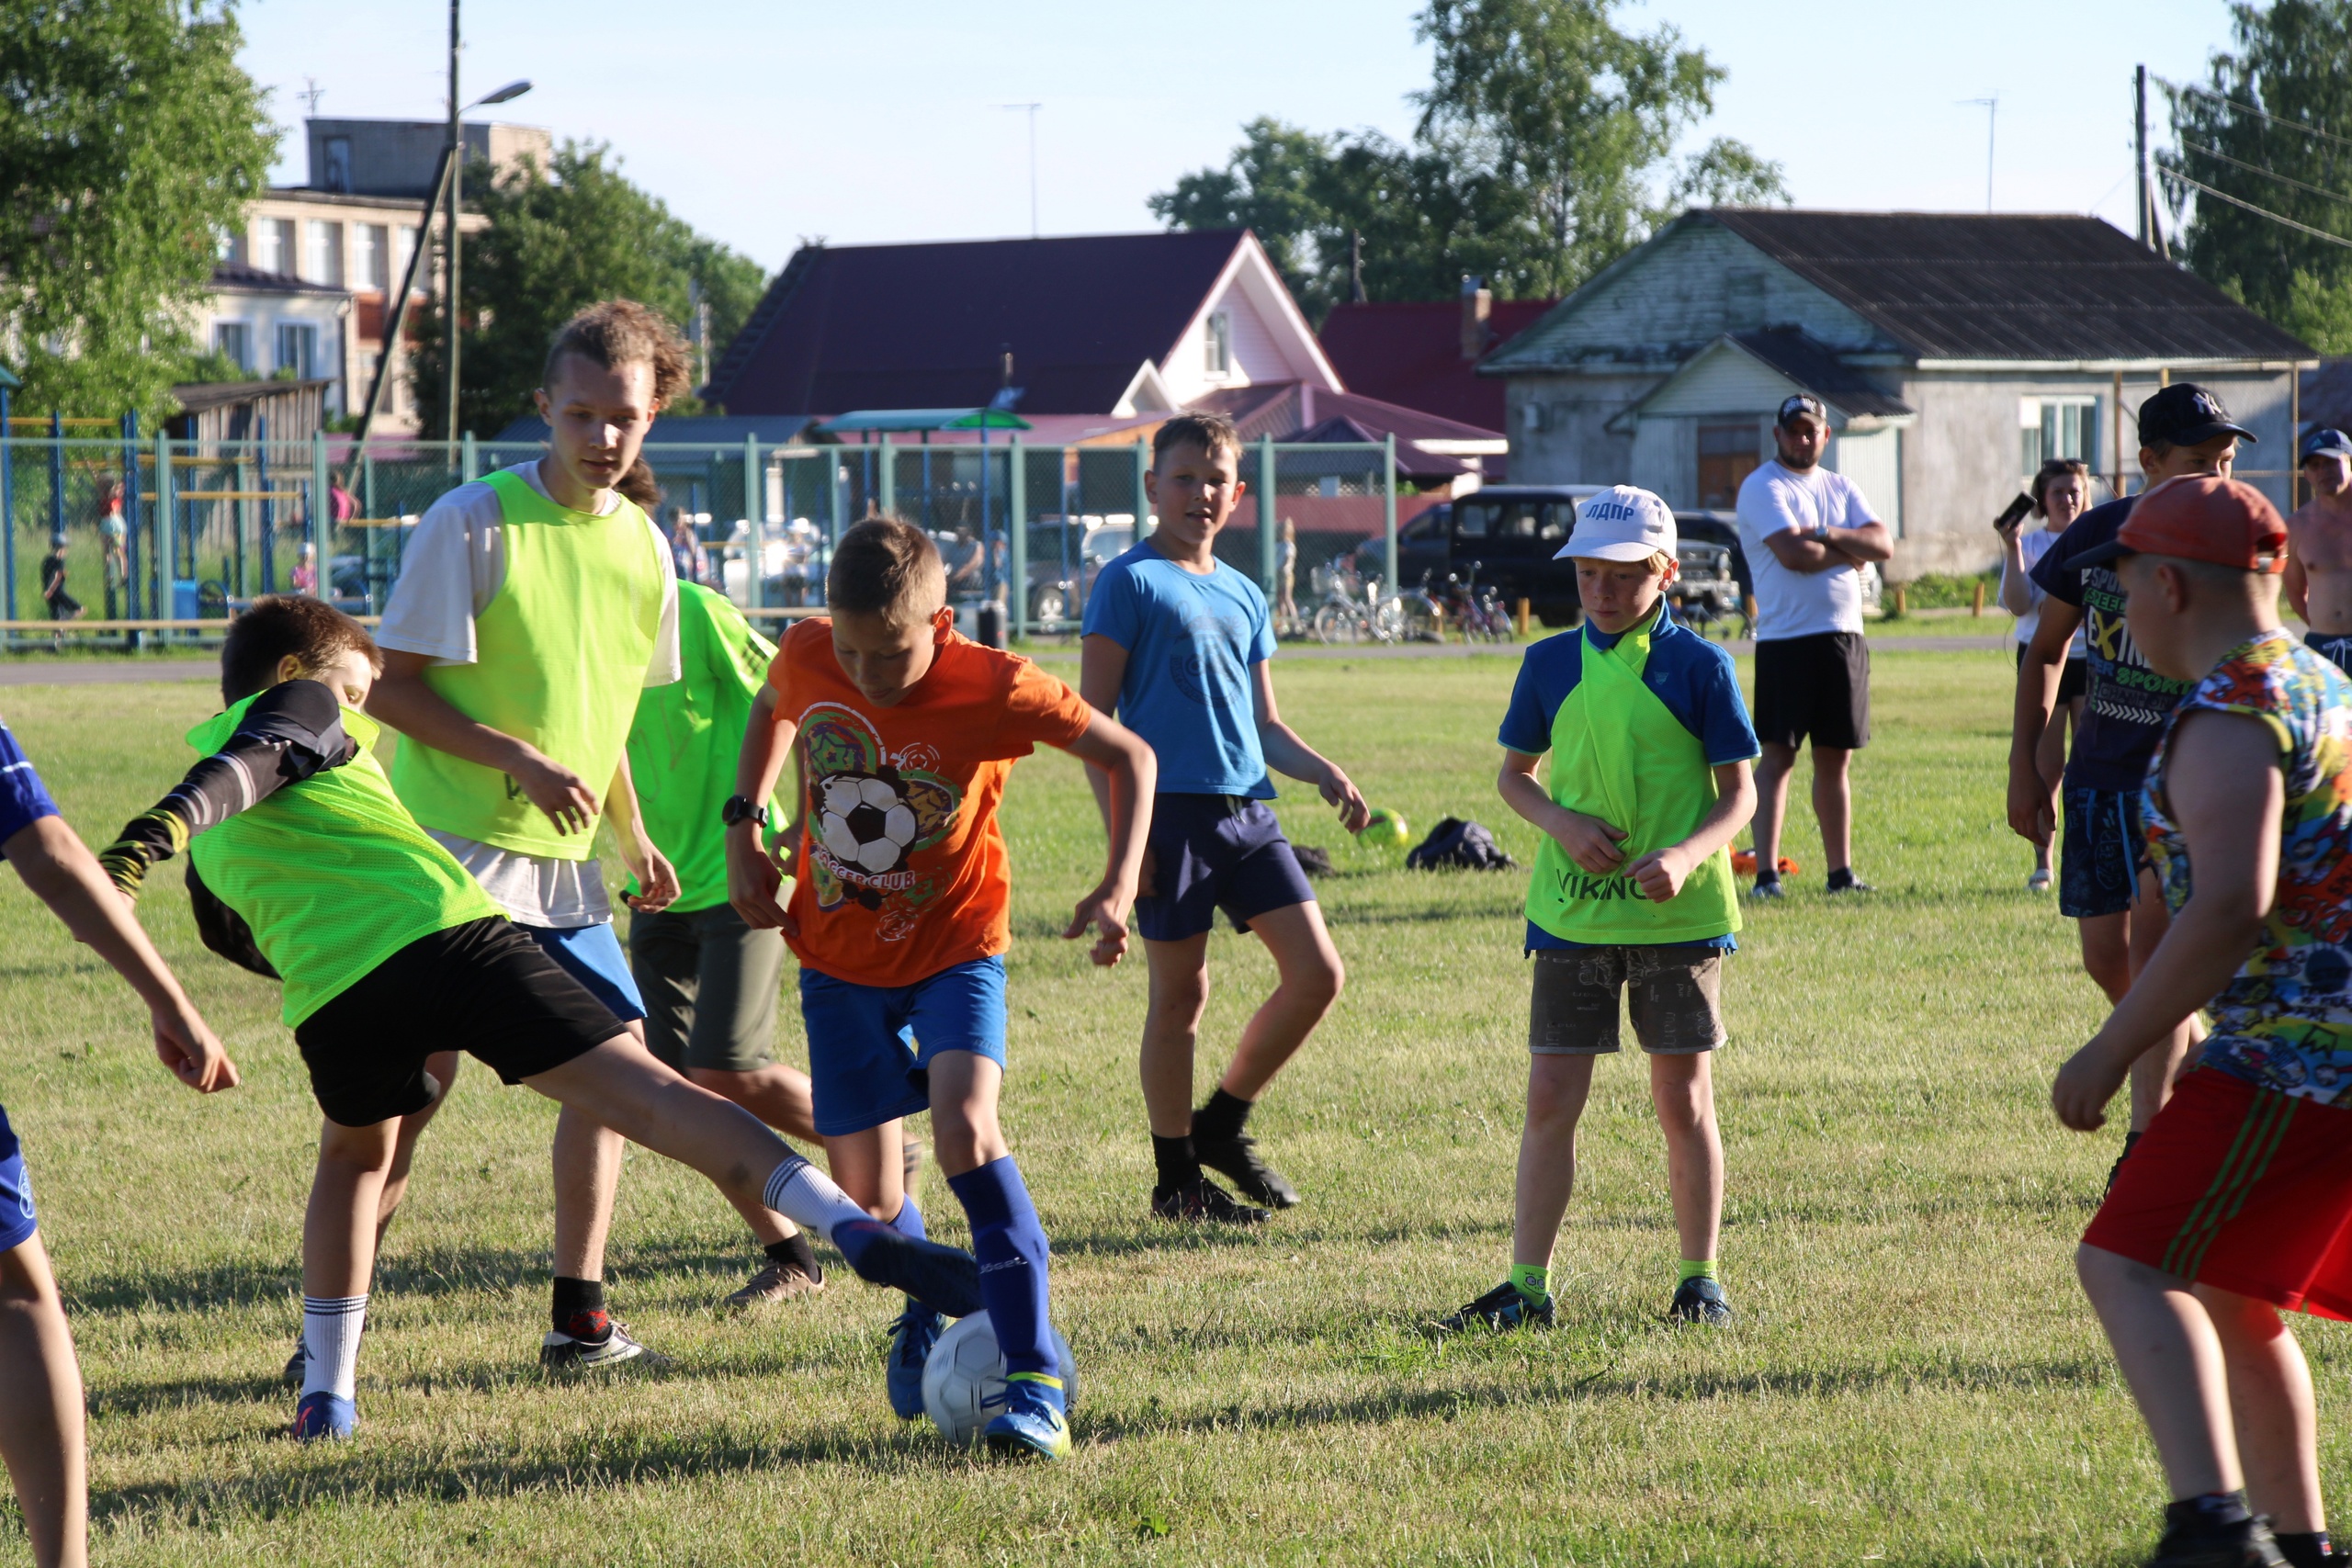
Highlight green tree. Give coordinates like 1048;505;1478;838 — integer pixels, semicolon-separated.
1150;0;1786;320
410;141;769;437
2164;1;2352;350
0;0;276;418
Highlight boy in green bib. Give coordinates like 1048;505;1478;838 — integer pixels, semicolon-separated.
368;300;698;1372
1432;486;1758;1335
96;597;982;1443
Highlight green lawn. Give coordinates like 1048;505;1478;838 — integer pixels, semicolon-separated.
0;649;2331;1566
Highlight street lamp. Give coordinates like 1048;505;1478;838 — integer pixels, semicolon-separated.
444;0;533;444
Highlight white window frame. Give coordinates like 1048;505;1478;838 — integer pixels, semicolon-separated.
214;321;253;374
354;223;387;290
2021;396;2099;476
1204;310;1231;377
254;219;293;276
276;321;318;380
303;220;343;286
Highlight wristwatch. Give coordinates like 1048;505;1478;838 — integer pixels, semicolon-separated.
720;795;768;829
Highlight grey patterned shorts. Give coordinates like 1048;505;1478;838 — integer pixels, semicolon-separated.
1528;945;1726;1055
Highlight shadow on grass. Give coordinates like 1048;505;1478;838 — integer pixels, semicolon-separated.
86;1351;2117;1527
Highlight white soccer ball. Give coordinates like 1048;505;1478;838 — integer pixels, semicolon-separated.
816;773;921;874
920;1311;1079;1447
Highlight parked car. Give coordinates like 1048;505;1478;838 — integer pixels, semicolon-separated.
1025;517;1136;625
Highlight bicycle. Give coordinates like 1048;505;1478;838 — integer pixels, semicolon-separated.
1310;565;1405;645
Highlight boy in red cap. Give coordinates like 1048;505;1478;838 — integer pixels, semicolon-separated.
2053;475;2352;1568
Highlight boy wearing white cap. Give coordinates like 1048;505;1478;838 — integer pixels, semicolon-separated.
1432;487;1758;1334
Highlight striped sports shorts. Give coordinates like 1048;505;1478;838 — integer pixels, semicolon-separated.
2084;1066;2352;1320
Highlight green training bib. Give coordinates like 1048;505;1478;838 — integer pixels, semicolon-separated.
187;695;503;1026
390;468;666;860
625;582;777;912
1524;609;1741;944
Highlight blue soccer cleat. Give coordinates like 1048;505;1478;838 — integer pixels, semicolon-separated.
885;1303;944;1420
290;1391;356;1442
983;1373;1071;1461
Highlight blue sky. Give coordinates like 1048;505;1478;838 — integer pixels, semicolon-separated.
234;0;2240;276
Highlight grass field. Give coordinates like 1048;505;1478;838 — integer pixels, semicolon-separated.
0;648;2339;1566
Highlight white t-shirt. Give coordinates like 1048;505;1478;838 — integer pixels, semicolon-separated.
2007;525;2089;657
1735;459;1878;641
376;460;684;928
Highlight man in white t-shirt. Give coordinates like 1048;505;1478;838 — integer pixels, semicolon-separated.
1733;394;1894;899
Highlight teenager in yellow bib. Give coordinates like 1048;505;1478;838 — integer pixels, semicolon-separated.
1432;487;1758;1335
366;301;702;1372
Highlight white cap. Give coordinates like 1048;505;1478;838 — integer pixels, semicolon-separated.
1556;486;1676;562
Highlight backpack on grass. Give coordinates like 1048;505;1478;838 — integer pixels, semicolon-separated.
1405;818;1517;872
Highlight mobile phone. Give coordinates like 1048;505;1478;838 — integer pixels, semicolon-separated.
1993;492;2033;532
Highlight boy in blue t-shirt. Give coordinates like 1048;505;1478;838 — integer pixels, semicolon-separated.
1434;488;1758;1333
0;715;236;1568
1080;412;1370;1224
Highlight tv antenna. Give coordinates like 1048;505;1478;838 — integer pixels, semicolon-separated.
300;76;325;118
994;103;1042;238
1959;96;1999;210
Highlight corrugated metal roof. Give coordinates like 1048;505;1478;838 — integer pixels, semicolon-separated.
1724;329;1912;417
1703;210;2312;363
704;231;1251;415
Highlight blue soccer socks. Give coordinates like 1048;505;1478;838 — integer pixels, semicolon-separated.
300;1292;366;1403
947;1156;1057;1382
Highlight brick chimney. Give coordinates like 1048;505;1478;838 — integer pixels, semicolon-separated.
1460;275;1492;361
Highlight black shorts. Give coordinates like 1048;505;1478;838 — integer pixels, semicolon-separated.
1134;794;1317;942
1753;632;1870;750
2018;644;2089;704
293;917;626;1127
2059;785;2146;920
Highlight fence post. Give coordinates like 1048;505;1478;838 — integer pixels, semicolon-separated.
830;453;848;568
1256;435;1276;599
1383;433;1399;592
1134;435;1150;536
743;434;763;611
47;413;63;565
121;410;142;624
0;380;15;625
310;429;328;598
256;414;274;593
155;429;175;628
1009;435;1027;641
460;431;479;485
877;434;895;519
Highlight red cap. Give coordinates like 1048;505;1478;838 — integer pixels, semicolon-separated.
2080;475;2288;575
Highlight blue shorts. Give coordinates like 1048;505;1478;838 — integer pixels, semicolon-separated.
521;921;648;1023
2308;629;2352;677
797;957;1007;1136
1135;793;1317;943
0;1106;38;1254
2060;784;2147;919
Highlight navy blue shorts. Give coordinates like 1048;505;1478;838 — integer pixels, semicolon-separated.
2307;630;2352;677
522;920;648;1023
797;956;1007;1136
1135;793;1317;943
2060;784;2147;919
0;1106;37;1254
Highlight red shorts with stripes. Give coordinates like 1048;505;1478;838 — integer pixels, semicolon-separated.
2084;1067;2352;1320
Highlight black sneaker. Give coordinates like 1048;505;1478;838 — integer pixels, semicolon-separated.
1150;1176;1270;1225
2107;1129;2145;1194
1192;1127;1300;1209
1668;1275;1733;1325
2147;1513;2286;1567
1824;874;1874;896
1429;1280;1555;1336
539;1320;672;1373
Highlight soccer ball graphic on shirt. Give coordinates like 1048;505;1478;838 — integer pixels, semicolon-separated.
920;1310;1079;1446
818;773;922;874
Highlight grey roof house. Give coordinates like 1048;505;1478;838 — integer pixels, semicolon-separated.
1483;209;2317;576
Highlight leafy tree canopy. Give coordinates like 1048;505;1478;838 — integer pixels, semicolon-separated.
410;141;769;437
0;0;276;418
1149;0;1786;319
2164;2;2352;351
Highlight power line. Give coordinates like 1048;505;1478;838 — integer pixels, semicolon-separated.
2178;137;2352;209
2163;78;2352;153
2163;165;2352;249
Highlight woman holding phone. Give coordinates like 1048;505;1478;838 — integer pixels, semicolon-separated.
1997;457;2093;891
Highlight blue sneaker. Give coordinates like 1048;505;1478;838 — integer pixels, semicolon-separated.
885;1303;944;1420
983;1373;1070;1461
290;1391;356;1442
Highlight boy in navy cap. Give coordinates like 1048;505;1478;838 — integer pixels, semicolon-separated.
2010;382;2248;1177
2287;426;2352;676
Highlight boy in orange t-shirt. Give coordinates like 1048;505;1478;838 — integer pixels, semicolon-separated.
728;518;1155;1460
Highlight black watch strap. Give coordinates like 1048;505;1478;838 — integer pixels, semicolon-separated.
721;794;766;828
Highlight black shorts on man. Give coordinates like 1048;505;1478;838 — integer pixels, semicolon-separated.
2058;785;2147;921
1751;631;1870;750
294;917;625;1126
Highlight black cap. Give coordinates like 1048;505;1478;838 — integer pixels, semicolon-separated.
2138;382;2256;449
1777;393;1830;428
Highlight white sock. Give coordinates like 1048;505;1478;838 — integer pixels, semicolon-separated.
762;1156;873;1247
300;1293;367;1403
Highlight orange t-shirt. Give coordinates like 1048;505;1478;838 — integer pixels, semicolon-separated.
766;618;1095;987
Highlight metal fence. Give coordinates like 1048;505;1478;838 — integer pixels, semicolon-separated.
0;429;1416;646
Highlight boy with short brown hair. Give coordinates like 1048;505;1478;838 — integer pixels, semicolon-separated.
729;516;1157;1460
